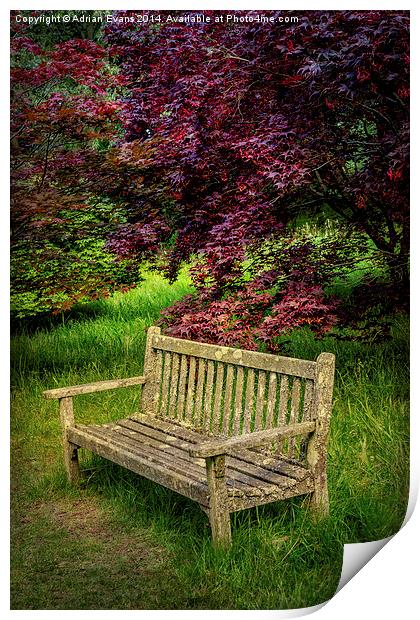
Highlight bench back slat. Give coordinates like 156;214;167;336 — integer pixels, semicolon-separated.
160;351;171;417
243;368;255;434
194;358;206;426
203;360;215;433
177;354;188;418
168;353;180;418
212;362;225;433
303;379;314;421
185;355;196;423
141;328;332;463
223;364;234;434
278;375;289;425
265;372;277;429
233;366;245;435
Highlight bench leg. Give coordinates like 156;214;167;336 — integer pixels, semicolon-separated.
209;504;231;548
206;455;232;548
308;473;329;518
59;396;81;486
64;441;81;486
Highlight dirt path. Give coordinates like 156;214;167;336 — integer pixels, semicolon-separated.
11;495;184;609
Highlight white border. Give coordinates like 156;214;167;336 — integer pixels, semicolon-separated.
3;2;417;617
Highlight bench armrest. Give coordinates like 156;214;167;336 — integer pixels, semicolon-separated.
189;421;316;458
43;376;146;400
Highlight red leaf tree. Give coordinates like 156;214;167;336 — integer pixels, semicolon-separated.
104;10;408;347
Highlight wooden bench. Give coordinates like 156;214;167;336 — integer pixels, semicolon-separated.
43;326;335;548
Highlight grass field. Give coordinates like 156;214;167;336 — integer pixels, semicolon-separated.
10;271;409;610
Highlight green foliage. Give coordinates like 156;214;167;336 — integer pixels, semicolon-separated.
11;200;140;319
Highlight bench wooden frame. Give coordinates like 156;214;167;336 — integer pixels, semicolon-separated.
44;326;335;548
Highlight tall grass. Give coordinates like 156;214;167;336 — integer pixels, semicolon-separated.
10;271;409;610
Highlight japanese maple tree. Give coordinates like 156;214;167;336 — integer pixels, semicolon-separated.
104;10;409;347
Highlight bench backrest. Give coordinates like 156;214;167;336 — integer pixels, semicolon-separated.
140;327;334;459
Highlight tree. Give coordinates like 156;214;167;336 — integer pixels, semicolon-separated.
103;10;408;346
105;10;408;280
11;13;139;316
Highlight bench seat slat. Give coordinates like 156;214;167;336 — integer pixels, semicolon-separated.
69;417;311;501
98;425;283;498
67;426;210;507
80;424;208;486
129;413;312;478
125;415;309;481
115;420;299;490
229;447;310;481
110;424;286;494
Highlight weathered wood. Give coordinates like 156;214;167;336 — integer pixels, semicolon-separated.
73;419;303;503
206;455;231;548
132;412;204;442
159;351;172;417
119;422;294;493
229;447;311;481
168;353;180;418
254;370;267;431
288;377;302;458
68;426;210;507
190;421;316;458
228;476;315;512
242;369;255;434
43;376;146;400
185;356;197;423
212;362;225;433
303;380;314;421
227;455;298;488
84;424;207;485
79;415;308;495
194;358;206;427
176;354;188;419
278;375;289;425
59;397;80;485
140;325;162;416
222;364;234;434
233;366;244;435
128;414;312;482
265;372;277;429
203;360;215;433
307;352;335;518
152;334;316;379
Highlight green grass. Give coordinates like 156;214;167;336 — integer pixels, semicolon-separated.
10;271;409;610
